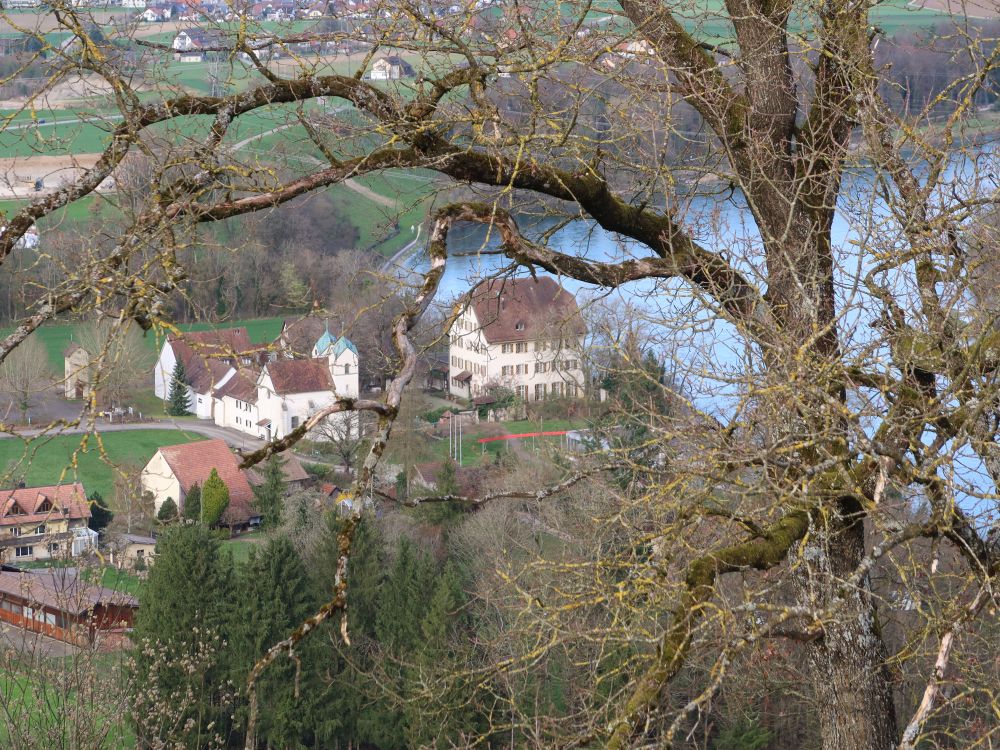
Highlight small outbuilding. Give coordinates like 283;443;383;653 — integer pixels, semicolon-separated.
63;343;92;400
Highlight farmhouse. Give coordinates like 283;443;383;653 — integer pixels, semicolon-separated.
171;28;223;61
448;276;587;401
370;55;415;80
141;439;257;528
0;483;96;564
0;566;137;645
153;326;257;419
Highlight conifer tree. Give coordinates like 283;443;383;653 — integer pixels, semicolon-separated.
87;490;114;533
201;469;230;527
130;524;236;747
167;359;190;416
234;537;321;747
251;454;286;528
183;482;201;522
156;497;178;523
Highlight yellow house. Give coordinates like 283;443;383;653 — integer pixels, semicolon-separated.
0;483;95;563
112;533;157;570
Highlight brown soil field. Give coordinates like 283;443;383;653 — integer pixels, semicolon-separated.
0;153;102;198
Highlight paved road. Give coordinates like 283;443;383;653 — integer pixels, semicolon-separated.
4;114;125;132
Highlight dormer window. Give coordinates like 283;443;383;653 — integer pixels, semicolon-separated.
7;502;24;516
37;499;52;513
515;322;525;331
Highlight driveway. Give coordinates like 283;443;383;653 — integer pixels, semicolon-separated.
0;620;79;659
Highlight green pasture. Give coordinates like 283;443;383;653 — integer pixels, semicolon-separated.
0;429;205;501
0;194;111;226
221;530;264;565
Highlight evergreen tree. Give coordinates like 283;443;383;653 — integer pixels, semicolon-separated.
130;524;236;748
359;538;437;750
407;560;475;748
156;497;178;523
201;469;230;527
306;512;387;745
234;537;322;748
437;458;459;497
251;454;286;527
183;482;201;522
167;359;190;416
376;537;436;651
87;490;114;533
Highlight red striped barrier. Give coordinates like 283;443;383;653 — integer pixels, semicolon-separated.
477;431;568;444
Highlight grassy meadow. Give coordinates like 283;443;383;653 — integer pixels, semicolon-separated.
0;428;205;500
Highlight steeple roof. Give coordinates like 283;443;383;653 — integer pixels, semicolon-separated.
330;335;358;357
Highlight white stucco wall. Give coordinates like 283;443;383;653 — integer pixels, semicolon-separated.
330;349;359;398
217;395;260;437
141;451;183;515
448;307;585;400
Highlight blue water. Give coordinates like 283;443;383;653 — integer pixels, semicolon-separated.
400;153;1000;520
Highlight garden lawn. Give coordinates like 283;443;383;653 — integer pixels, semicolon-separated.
428;417;590;467
0;429;205;500
221;531;263;565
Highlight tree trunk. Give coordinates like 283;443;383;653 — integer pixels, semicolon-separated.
803;508;898;750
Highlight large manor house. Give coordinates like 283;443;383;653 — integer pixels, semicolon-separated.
448;276;587;401
154;316;359;442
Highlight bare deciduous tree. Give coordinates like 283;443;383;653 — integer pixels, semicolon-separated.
0;1;997;748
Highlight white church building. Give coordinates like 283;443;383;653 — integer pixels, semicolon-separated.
153;319;359;441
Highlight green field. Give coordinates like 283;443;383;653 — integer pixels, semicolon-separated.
0;428;205;500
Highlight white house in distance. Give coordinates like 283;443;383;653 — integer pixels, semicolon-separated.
369;55;415;80
154;327;255;420
154;319;359;442
448;276;587;401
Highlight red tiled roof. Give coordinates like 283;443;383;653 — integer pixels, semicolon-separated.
0;483;91;527
168;327;253;393
215;367;259;402
156;439;255;525
468;276;586;345
264;358;333;395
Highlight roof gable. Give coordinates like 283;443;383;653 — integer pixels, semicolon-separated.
467;276;586;344
264;358;333;395
156;440;255;524
0;483;90;526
